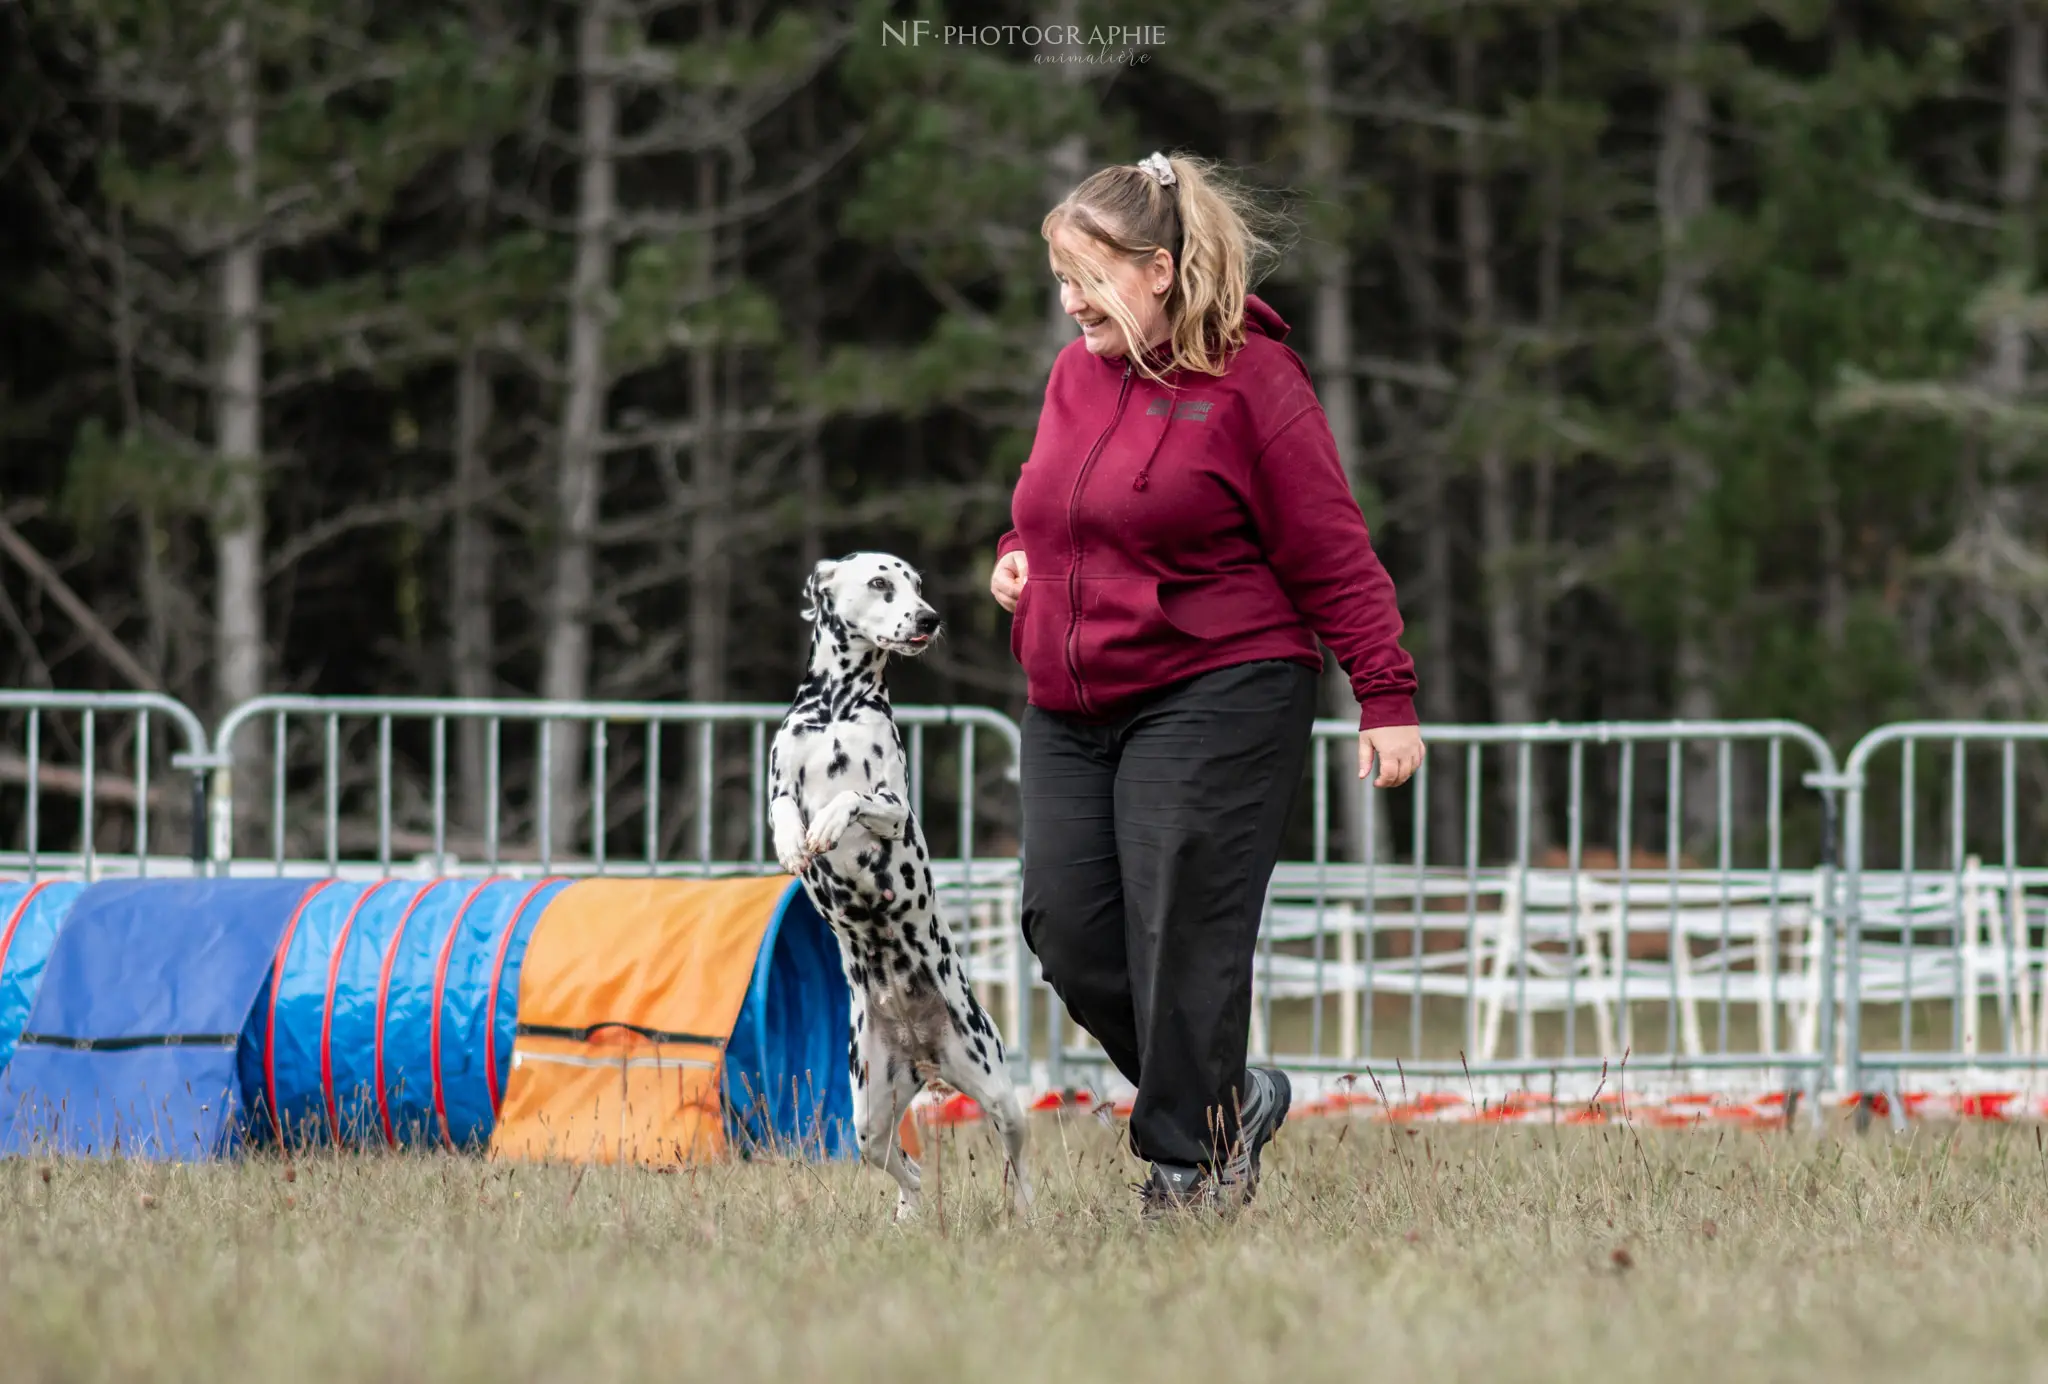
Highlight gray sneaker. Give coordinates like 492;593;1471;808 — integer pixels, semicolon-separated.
1218;1065;1291;1202
1138;1161;1218;1219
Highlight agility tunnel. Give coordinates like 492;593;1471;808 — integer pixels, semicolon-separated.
0;875;853;1163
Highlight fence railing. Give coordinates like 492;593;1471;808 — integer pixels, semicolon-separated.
1839;722;2048;1105
19;688;2048;1107
1046;718;1847;1102
0;690;216;878
206;694;1034;1068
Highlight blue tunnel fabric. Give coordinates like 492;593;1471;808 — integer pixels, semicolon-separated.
722;881;855;1160
239;877;570;1150
0;880;87;1070
0;879;313;1160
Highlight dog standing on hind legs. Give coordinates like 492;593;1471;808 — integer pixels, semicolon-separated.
769;552;1033;1222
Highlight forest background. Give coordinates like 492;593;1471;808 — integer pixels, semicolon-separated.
0;0;2040;861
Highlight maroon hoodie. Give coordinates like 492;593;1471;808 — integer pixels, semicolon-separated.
998;294;1418;729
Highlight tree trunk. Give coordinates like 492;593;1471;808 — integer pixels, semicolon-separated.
1393;158;1465;858
1990;6;2042;405
1657;0;1719;845
1812;18;1853;655
1459;34;1546;850
215;16;266;852
214;16;264;716
795;82;826;574
1530;15;1562;728
1976;5;2044;714
450;147;497;834
1039;0;1086;368
687;150;730;706
1300;0;1392;864
539;0;617;854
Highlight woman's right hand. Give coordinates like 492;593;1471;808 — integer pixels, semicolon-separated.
990;551;1029;613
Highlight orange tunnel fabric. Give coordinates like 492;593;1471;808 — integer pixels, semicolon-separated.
488;876;799;1168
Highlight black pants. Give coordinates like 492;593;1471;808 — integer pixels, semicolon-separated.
1020;659;1317;1169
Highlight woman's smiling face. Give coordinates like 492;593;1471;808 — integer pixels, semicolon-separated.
1049;222;1173;360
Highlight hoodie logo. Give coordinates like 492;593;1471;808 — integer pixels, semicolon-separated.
1144;398;1215;422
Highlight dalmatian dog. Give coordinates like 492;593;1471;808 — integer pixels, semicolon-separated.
769;552;1033;1222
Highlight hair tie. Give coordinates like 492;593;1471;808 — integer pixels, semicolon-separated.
1137;152;1177;188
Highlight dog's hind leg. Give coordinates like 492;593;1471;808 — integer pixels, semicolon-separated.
938;1035;1034;1217
851;1023;924;1221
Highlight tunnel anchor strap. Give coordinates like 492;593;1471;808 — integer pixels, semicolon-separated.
17;1032;240;1051
516;1021;727;1048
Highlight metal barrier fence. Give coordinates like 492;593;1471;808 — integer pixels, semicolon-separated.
1044;719;1847;1105
23;686;2048;1109
206;695;1035;1076
1841;723;2048;1106
0;691;215;878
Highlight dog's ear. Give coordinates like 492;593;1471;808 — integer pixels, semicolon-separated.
800;558;839;623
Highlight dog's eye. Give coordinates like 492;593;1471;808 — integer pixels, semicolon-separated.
869;577;890;592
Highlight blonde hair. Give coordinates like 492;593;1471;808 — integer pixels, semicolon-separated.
1041;152;1290;382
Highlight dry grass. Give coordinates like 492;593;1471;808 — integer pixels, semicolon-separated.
5;1115;2048;1382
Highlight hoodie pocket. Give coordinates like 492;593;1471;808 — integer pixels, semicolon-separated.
1074;576;1186;671
1156;572;1294;642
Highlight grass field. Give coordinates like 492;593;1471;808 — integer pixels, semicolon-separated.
5;1114;2048;1383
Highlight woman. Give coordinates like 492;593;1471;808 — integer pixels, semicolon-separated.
991;151;1424;1215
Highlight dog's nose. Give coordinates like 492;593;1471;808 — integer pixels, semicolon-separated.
914;609;942;636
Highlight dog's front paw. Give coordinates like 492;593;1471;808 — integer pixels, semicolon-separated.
805;793;860;856
772;824;810;877
770;799;811;877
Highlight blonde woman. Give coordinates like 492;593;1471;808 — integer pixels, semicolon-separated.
990;152;1423;1216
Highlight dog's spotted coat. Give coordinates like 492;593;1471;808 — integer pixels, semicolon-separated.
770;553;1032;1221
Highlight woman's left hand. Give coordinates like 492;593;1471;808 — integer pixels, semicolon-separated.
1360;725;1425;788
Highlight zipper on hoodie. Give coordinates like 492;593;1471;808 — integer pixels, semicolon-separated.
1063;360;1134;717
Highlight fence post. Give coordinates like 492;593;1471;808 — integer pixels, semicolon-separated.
170;747;233;878
1804;767;1858;1106
1840;766;1868;1104
190;772;208;872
